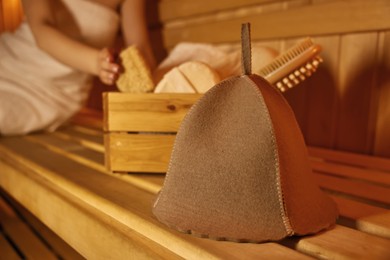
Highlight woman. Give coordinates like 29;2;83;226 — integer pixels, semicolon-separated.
0;0;156;135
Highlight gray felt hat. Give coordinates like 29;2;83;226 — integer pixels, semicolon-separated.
153;24;338;242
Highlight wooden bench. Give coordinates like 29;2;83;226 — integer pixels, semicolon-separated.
1;111;390;259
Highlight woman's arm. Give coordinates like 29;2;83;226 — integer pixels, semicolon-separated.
22;0;119;85
121;0;156;70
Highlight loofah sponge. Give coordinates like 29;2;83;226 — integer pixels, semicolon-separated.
116;45;155;93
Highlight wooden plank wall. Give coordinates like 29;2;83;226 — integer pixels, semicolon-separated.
151;0;390;158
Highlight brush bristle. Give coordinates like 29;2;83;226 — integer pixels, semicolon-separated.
259;38;323;92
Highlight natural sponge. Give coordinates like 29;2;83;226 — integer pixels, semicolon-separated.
116;46;154;93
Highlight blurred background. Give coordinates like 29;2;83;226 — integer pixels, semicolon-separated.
1;0;389;158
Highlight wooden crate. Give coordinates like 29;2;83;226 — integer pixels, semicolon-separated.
103;92;202;173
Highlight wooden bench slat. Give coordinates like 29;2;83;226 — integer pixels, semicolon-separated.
311;160;390;187
25;134;105;170
358;212;390;240
309;146;390;173
56;125;104;152
315;174;390;207
295;225;390;259
331;196;388;220
0;234;20;260
0;196;20;260
2;193;83;260
25;133;162;195
331;196;390;239
54;128;105;153
0;137;308;259
0;195;17;218
0;196;58;260
1;219;58;260
42;127;168;189
59;127;103;144
69;125;103;136
5;195;85;260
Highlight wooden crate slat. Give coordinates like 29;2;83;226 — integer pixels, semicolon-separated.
105;133;175;173
103;92;202;132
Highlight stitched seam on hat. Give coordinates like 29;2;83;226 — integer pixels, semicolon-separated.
245;76;293;235
154;76;240;208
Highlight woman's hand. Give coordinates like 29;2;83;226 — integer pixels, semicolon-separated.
97;48;120;85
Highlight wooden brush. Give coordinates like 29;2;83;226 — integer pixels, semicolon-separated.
258;38;323;92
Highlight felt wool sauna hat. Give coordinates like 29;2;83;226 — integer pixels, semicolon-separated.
153;24;338;242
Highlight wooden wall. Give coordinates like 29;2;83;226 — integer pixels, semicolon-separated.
152;0;390;158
